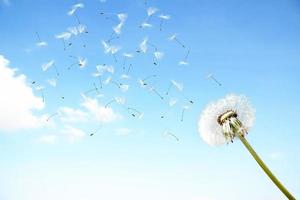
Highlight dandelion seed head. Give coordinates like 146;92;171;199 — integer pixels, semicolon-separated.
198;94;255;146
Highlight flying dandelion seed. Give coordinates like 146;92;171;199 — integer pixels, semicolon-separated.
105;97;126;108
35;32;48;47
67;3;84;16
162;129;179;142
138;37;148;53
180;105;189;122
90;126;102;136
198;94;296;200
122;53;133;69
140;74;157;86
206;73;222;86
127;107;143;118
158;14;170;31
161;98;178;119
46;112;59;122
41;60;55;72
168;33;185;48
47;79;57;87
55;32;72;50
166;80;183;95
179;49;190;66
153;51;164;65
150;87;164;100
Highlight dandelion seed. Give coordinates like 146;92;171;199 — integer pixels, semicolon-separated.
67;3;84;16
153;51;164;65
47;79;57;87
139;37;148;53
93;64;114;77
162;129;179;142
166;80;183;95
168;33;185;48
141;74;157;86
46;112;59;122
120;84;129;92
104;76;112;85
56;32;72;50
42;60;55;72
90;126;102;136
206;73;222;86
121;74;130;79
35;32;48;47
105;97;126;108
139;22;153;29
178;61;189;66
180;105;189;122
147;7;158;17
150;87;164;100
198;94;296;199
159;14;170;31
122;53;133;69
127;107;143;118
161;98;178;119
179;49;190;66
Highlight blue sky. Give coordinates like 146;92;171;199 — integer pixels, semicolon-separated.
0;0;300;199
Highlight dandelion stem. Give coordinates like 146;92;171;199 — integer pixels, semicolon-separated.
238;135;296;200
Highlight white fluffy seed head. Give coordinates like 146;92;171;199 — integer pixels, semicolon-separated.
198;94;255;146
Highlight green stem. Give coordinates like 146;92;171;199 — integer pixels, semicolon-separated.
238;135;296;200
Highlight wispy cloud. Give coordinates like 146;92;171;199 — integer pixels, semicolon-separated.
0;55;46;132
61;125;86;143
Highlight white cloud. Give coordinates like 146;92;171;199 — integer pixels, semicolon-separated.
0;55;46;132
115;127;131;136
81;95;121;123
38;134;57;144
59;107;88;123
61;125;86;143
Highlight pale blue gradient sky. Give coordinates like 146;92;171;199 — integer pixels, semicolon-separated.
0;0;300;199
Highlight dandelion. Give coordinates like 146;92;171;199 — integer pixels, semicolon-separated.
198;94;295;200
158;14;170;31
168;33;185;48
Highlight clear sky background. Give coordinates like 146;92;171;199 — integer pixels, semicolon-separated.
0;0;300;199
